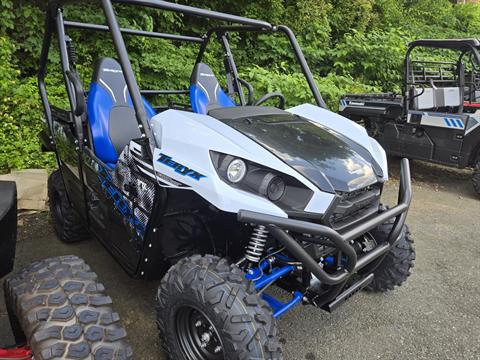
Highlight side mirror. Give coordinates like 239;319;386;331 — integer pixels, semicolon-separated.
66;70;86;116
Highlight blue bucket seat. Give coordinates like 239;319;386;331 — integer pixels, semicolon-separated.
87;58;156;168
189;62;235;114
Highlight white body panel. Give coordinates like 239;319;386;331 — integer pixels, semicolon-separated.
149;104;385;217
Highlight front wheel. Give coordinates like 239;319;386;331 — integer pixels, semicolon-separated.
156;255;282;360
365;221;415;292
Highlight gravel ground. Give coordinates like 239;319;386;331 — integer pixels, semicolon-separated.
1;158;479;359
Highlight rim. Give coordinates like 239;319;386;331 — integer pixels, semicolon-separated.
175;306;224;360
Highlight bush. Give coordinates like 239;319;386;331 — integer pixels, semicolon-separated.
1;0;480;171
0;37;55;172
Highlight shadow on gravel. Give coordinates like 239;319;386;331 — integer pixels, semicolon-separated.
387;156;478;200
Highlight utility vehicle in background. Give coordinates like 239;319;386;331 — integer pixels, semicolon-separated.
38;0;414;359
339;39;480;196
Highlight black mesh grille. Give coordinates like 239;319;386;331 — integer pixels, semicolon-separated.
327;184;382;231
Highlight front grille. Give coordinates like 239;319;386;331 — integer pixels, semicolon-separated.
327;184;382;231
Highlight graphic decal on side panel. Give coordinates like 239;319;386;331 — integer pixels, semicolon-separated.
157;153;206;181
98;166;146;237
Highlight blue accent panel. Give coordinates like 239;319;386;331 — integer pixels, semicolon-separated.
87;83;118;165
456;119;464;129
262;291;303;318
189;84;235;114
216;86;235;108
444;118;451;127
190;84;209;114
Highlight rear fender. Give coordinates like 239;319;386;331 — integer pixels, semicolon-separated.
0;181;17;278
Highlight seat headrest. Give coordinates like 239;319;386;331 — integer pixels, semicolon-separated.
91;58;128;106
190;63;235;114
190;63;221;97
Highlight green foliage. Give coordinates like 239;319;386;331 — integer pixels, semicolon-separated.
1;0;480;171
329;28;409;90
0;36;54;171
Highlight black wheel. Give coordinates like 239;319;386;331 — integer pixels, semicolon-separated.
4;255;132;359
364;216;415;292
48;170;89;242
156;254;282;360
472;159;480;197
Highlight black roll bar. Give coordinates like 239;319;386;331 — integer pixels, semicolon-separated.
64;21;204;43
112;0;272;29
276;26;327;109
238;158;412;286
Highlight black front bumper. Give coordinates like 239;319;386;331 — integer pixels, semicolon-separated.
238;158;412;287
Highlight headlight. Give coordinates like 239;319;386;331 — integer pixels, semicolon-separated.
260;173;285;201
226;159;247;183
210;151;313;213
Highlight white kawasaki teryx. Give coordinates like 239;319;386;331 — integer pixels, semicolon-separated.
38;1;415;359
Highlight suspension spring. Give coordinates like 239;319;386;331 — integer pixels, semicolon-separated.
245;225;268;263
66;36;78;66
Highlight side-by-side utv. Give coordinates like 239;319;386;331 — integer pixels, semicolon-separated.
339;39;480;196
36;1;414;359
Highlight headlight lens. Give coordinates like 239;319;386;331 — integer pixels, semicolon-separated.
226;159;247;183
260;173;286;201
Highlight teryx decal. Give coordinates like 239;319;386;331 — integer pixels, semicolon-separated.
157;153;206;181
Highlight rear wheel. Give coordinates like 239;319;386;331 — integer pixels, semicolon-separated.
472;159;480;197
4;255;132;359
48;170;89;242
156;254;282;360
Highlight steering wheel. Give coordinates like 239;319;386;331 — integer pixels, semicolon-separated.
255;92;286;109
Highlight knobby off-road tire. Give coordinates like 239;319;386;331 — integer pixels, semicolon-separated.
472;159;480;197
156;254;283;360
365;220;415;292
48;170;89;243
4;255;132;360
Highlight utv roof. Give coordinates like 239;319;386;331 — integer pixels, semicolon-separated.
408;39;480;51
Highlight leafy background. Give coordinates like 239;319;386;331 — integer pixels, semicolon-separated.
1;0;480;171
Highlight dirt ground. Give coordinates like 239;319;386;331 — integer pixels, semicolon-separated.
1;158;479;359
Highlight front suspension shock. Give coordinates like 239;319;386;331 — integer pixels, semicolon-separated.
245;225;268;263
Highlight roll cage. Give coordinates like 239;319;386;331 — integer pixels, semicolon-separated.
39;0;327;160
403;38;480;114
